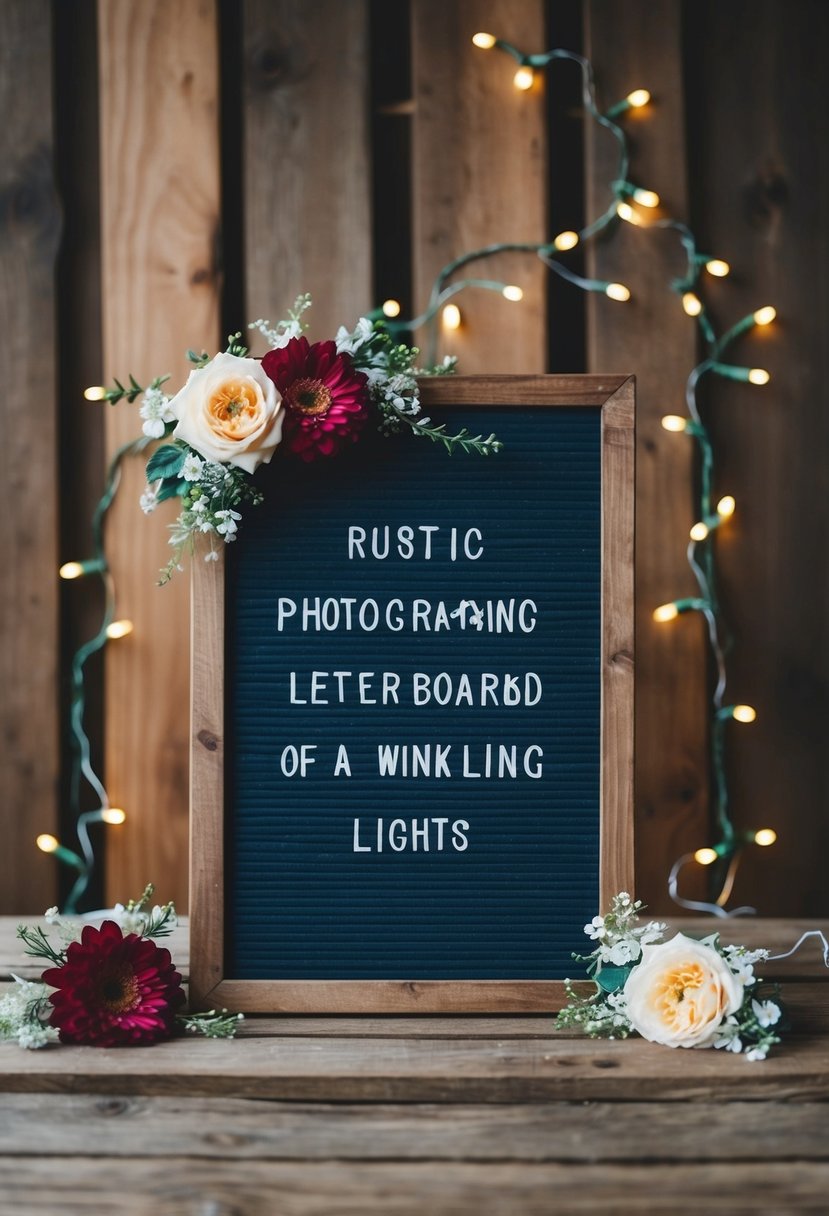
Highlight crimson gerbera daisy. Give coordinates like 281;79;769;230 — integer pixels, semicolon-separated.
261;336;369;461
42;920;185;1047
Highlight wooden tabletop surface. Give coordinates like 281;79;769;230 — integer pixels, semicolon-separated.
0;916;827;1214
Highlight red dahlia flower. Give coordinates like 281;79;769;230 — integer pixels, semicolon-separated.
42;920;185;1047
261;336;369;461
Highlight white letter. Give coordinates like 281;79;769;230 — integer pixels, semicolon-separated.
464;528;483;560
524;745;543;778
382;672;401;704
397;526;414;559
452;820;469;850
413;673;430;705
418;525;439;559
277;598;296;631
358;672;376;704
386;598;404;631
519;599;538;633
335;745;352;777
289;672;306;704
348;526;366;559
389;819;407;851
353;818;370;850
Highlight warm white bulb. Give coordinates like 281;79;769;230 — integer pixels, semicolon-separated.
382;299;401;318
84;385;107;402
733;704;757;723
553;230;579;251
441;303;461;331
605;283;631;302
101;808;126;825
694;847;719;866
632;187;660;208
626;89;651;108
706;259;730;278
754;828;777;847
753;306;776;327
616;202;641;225
682;292;702;317
513;66;534;91
37;834;59;854
717;495;736;519
106;619;134;640
472;31;497;49
690;521;709;542
653;602;679;623
502;285;523;302
748;368;770;385
59;561;85;580
661;415;688;433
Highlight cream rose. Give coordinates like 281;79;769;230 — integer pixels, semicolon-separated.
624;934;745;1049
170;352;283;473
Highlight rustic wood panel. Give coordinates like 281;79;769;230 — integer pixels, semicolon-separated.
242;0;372;346
98;0;222;909
584;0;709;912
0;0;60;913
684;0;829;915
2;1019;827;1102
411;0;547;372
2;1093;829;1162
3;1157;829;1216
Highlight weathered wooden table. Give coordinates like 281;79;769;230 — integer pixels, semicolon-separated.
0;917;826;1214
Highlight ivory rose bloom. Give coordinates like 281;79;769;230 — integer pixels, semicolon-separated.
624;934;745;1049
170;352;283;473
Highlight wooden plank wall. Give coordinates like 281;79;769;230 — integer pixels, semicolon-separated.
0;0;61;913
1;0;826;916
98;0;221;909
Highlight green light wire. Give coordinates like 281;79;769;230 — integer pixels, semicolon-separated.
59;433;151;913
385;36;775;915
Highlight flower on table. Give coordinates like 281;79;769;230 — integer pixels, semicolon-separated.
42;920;185;1047
262;336;369;461
624;933;745;1049
557;893;787;1061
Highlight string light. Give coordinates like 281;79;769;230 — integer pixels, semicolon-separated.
83;385;107;401
553;230;579;251
513;66;535;91
502;284;524;302
616;202;642;225
388;34;779;914
632;187;660;208
105;619;134;640
754;828;777;847
382;299;401;318
441;303;462;330
43;425;150;912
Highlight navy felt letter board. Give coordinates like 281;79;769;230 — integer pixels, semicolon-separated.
189;376;634;1013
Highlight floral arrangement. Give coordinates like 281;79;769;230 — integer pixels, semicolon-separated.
557;893;783;1060
107;296;501;582
0;885;240;1049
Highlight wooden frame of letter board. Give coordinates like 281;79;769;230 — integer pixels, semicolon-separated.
189;374;635;1013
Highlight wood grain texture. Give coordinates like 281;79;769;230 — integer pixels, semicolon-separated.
242;0;372;346
0;0;60;913
5;1159;829;1216
600;378;635;905
584;1;710;913
3;1093;829;1162
98;0;221;909
411;0;547;372
684;0;829;915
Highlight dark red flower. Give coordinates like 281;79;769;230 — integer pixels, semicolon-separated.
42;920;185;1047
261;336;369;461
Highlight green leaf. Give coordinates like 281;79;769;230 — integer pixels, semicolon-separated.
595;965;632;993
154;478;182;504
146;444;185;482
